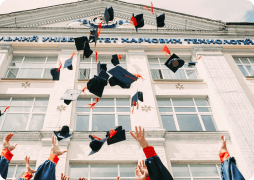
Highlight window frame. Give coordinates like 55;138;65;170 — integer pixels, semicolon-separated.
7;164;36;180
233;57;254;76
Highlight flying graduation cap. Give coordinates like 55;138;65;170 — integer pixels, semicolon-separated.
89;28;99;46
131;91;143;113
106;126;126;145
164;54;185;73
104;7;114;24
53;126;72;141
111;54;120;66
64;53;75;70
109;77;130;89
60;89;82;105
74;36;93;59
89;135;108;156
156;13;165;30
97;61;107;75
0;106;10;117
130;13;144;32
188;62;197;66
50;68;60;80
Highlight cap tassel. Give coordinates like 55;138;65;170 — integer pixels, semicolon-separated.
70;52;76;58
124;74;137;81
144;2;154;14
134;73;144;80
132;102;136;114
98;22;102;29
118;54;122;60
130;17;137;27
108;129;117;139
95;51;98;62
162;45;171;58
4;106;10;113
92;135;102;140
137;102;139;110
198;56;202;60
88;97;99;109
56;61;62;72
82;87;87;97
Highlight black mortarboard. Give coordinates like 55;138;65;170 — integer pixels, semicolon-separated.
156;13;165;28
106;126;126;145
131;91;143;106
53;126;72;141
188;62;197;66
111;54;120;66
60;89;82;105
87;73;108;97
108;66;138;87
0;110;3;116
89;28;99;46
89;135;108;155
64;57;73;70
108;7;114;21
50;68;60;81
83;42;93;59
109;77;130;89
133;13;144;31
74;36;88;51
164;54;185;73
98;69;109;81
97;61;107;75
104;7;110;24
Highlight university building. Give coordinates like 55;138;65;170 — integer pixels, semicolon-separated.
0;0;254;179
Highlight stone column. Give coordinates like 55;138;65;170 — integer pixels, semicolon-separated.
0;44;13;78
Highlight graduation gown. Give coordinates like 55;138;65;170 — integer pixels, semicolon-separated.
0;149;13;180
143;146;173;180
219;151;245;180
34;154;59;180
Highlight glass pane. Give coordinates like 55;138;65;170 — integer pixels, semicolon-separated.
239;57;250;64
34;98;49;105
172;98;194;106
0;98;10;106
15;165;26;178
151;69;163;79
79;69;90;79
176;114;203;131
172;164;190;177
11;98;33;106
29;114;45;130
149;64;161;69
92;68;97;77
9;106;31;112
201;115;216;131
97;98;114;106
18;68;43;78
117;107;130;112
77;99;91;106
190;164;219;177
43;69;52;78
198;107;212;112
10;56;23;67
249;57;254;64
174;107;196;112
6;68;19;78
7;165;16;178
157;99;171;106
118;115;131;131
159;58;168;63
22;57;45;67
238;65;248;76
2;114;29;131
76;107;90;112
195;98;209;106
92;107;114;112
76;115;89;131
175;69;187;79
233;57;240;63
162;69;174;79
70;165;89;178
246;66;254;76
32;107;47;112
90;164;118;177
159;107;173;112
92;114;115;131
120;164;136;177
161;115;176;131
186;70;198;79
148;58;159;63
116;98;130;106
47;57;58;63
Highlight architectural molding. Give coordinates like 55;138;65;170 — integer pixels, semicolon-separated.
0;44;13;55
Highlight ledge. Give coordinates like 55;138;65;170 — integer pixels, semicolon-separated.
153;79;205;84
0;78;53;82
77;79;89;82
246;76;254;80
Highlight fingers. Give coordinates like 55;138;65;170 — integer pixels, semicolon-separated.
30;169;36;173
139;126;142;138
142;128;145;139
135;167;141;177
135;126;139;138
116;177;120;180
142;160;145;167
61;173;64;179
4;133;13;142
52;135;55;146
129;131;137;140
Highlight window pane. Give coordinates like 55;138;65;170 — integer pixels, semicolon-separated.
176;114;203;131
79;69;90;79
161;115;176;131
186;70;198;79
2;114;29;131
149;64;161;68
47;57;58;63
118;115;131;131
7;165;16;178
246;66;254;76
238;65;248;76
233;57;240;63
116;98;129;106
97;98;114;106
6;68;19;78
92;115;115;131
11;98;33;106
159;58;168;63
93;107;115;112
198;107;212;112
29;114;45;130
10;56;23;67
201;115;216;131
117;107;130;112
239;57;250;64
195;98;209;106
174;107;196;112
70;165;89;178
9;106;31;112
162;69;174;79
23;57;45;67
77;99;91;106
120;164;136;177
148;58;159;63
190;164;219;177
172;164;190;177
249;57;254;64
76;107;90;112
159;107;173;112
172;98;194;106
32;107;48;112
174;69;186;79
76;115;89;131
90;164;118;177
15;165;26;178
157;99;171;106
0;98;10;106
18;68;43;78
34;98;49;106
43;69;52;78
151;69;163;79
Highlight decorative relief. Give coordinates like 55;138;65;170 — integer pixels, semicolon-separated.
175;83;184;90
57;105;66;111
21;82;30;88
141;105;151;112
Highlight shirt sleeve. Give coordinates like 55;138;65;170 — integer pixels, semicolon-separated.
1;149;13;162
143;146;157;159
21;172;33;180
219;151;230;164
48;154;59;164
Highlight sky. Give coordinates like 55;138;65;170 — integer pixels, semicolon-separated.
0;0;253;22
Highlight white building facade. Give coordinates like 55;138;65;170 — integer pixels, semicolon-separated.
0;0;254;179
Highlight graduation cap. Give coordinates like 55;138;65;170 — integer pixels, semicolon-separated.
89;28;99;46
106;126;126;145
89;135;108;155
164;54;185;73
131;14;144;32
83;42;93;59
111;54;120;66
60;89;82;105
97;61;107;75
109;77;130;89
188;62;197;66
156;13;165;29
53;126;72;141
0;106;10;117
87;70;108;98
108;7;114;21
74;36;88;51
131;91;143;113
104;8;110;24
50;68;60;80
64;53;75;70
108;66;138;87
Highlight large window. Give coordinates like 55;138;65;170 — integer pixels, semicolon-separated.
75;98;131;131
0;97;49;131
7;164;36;180
5;56;58;78
157;98;216;131
172;164;222;180
69;164;136;180
149;57;198;80
79;55;127;80
233;57;254;76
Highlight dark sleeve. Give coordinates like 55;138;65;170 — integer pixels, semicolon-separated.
220;157;245;180
0;149;13;179
34;154;59;180
143;146;174;180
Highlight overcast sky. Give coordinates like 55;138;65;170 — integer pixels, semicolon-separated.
0;0;253;22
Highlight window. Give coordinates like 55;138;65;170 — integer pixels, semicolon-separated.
172;164;221;180
0;97;49;131
157;98;216;131
75;98;131;131
233;57;254;76
149;57;198;80
79;55;127;80
7;164;36;180
69;164;136;180
5;56;58;78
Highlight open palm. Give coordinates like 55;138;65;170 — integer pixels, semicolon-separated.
51;135;67;156
3;133;17;151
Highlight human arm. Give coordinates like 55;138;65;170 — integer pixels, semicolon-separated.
219;135;230;164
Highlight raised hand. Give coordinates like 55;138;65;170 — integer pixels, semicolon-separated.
79;178;86;180
3;133;17;151
130;126;149;149
116;177;120;180
51;135;67;156
61;173;69;180
138;160;148;175
135;167;148;180
25;156;36;173
219;135;228;154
